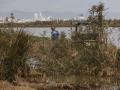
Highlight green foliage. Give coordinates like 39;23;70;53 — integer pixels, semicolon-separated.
0;28;31;83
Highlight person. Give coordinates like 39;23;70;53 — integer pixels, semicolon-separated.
51;26;59;40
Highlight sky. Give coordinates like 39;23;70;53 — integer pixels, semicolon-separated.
0;0;120;18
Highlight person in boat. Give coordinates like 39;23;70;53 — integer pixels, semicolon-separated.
51;26;59;40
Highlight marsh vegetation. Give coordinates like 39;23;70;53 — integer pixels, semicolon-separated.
0;3;120;90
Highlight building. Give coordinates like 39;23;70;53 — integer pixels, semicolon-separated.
73;14;86;21
0;17;5;23
34;13;39;21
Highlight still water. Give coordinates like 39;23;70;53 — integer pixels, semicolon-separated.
24;27;72;38
22;27;120;47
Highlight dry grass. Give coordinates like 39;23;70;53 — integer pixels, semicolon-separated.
0;3;120;89
15;86;36;90
0;81;36;90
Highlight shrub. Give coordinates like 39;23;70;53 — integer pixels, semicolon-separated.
0;28;31;83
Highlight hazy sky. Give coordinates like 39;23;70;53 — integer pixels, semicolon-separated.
0;0;119;12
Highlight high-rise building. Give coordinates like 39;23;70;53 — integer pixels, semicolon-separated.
34;13;39;21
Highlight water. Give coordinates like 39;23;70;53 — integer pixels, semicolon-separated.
107;27;120;47
24;27;72;38
22;27;120;47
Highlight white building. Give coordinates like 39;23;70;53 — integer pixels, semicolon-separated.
0;16;17;23
8;18;17;23
33;12;56;21
34;13;39;21
0;17;5;23
47;16;53;21
73;14;86;21
39;12;47;21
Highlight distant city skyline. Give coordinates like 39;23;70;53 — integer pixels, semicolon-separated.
0;0;120;18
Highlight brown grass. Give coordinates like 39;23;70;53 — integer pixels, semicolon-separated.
0;81;36;90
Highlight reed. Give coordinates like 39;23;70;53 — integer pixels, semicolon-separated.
0;27;31;83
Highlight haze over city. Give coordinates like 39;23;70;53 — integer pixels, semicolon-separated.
0;0;120;19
